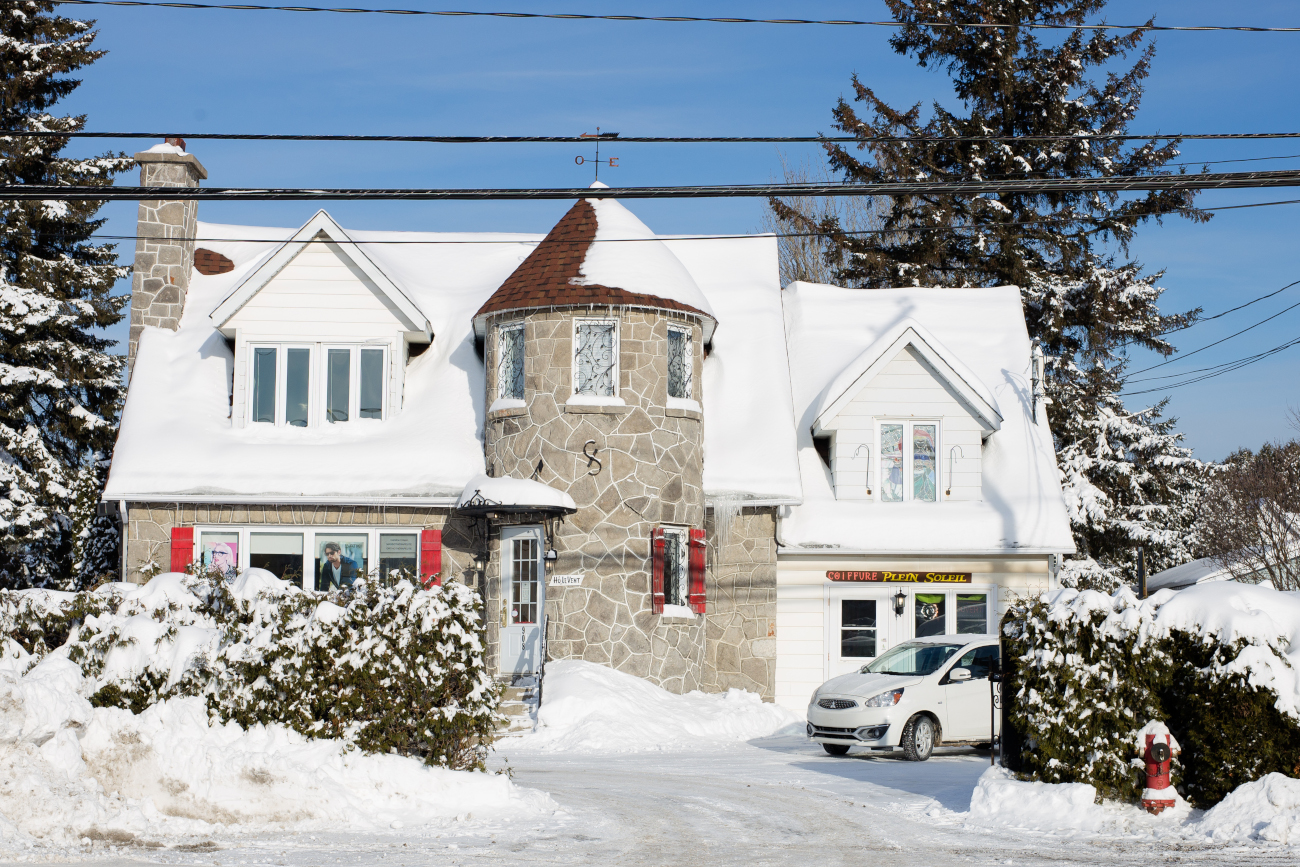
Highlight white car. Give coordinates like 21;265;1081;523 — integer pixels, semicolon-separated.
806;634;1000;761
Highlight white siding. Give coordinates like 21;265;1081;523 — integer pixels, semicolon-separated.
825;346;984;501
775;583;826;712
226;241;412;426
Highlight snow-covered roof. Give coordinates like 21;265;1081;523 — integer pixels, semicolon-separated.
456;474;577;513
1147;557;1230;592
777;283;1074;555
105;206;801;504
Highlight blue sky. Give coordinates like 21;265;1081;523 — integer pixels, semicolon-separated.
58;0;1300;461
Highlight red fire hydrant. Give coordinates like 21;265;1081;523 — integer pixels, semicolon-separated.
1136;721;1181;815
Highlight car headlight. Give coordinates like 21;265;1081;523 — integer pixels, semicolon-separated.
863;688;904;708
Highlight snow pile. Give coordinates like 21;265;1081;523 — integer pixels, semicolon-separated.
0;656;555;848
1197;773;1300;844
506;660;802;753
967;767;1189;836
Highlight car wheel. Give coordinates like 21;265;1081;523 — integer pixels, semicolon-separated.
902;714;936;761
822;743;851;756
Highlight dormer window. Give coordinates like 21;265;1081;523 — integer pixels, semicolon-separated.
497;323;525;400
880;421;938;502
667;324;692;400
249;342;387;427
574;318;618;397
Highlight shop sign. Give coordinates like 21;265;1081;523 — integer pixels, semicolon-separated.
826;570;971;583
549;573;584;586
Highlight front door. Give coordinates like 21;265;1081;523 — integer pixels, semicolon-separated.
499;525;545;676
827;592;892;679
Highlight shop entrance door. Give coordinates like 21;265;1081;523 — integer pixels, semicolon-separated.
826;589;895;679
499;525;544;677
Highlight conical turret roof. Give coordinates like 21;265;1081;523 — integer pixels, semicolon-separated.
474;188;716;338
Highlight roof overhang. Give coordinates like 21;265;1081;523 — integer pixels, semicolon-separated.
455;474;577;518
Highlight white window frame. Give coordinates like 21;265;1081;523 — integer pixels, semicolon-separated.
497;322;525;401
660;525;690;608
571;317;620;398
876;419;942;503
666;323;693;401
321;343;390;424
906;585;997;637
247;342;316;427
191;526;424;590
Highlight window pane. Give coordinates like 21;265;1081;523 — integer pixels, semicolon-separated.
841;600;877;658
200;532;239;581
498;325;525;400
913;424;937;501
574;322;616;396
957;593;988;634
250;533;304;583
316;534;367;591
252;347;276;424
326;348;350;423
663;530;686;606
915;593;947;637
360;349;383;419
285;348;310;427
379;533;419;579
881;424;903;502
511;536;540;624
667;327;691;399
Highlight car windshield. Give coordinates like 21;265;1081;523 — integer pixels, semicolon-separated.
861;642;967;676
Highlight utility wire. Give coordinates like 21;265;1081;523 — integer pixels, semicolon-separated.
1127;298;1300;377
47;1;1300;32
1122;336;1300;396
11;169;1300;200
11;130;1300;143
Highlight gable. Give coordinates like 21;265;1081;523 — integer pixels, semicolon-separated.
210;210;430;339
811;322;1002;436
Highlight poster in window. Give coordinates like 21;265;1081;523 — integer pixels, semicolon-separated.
200;532;239;582
315;534;368;591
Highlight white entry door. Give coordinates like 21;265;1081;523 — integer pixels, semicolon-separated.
500;525;545;677
826;591;894;679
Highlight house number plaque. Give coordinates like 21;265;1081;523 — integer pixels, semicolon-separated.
826;571;972;583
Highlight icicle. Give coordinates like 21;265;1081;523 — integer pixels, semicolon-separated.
711;495;741;564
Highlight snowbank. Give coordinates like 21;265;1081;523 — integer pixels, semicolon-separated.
1198;773;1300;844
0;654;556;849
505;660;802;753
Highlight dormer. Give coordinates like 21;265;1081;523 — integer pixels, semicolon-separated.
810;320;1001;503
210;211;431;428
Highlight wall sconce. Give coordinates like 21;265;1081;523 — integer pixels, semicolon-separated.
945;445;964;497
545;548;558;562
893;589;908;617
854;443;872;495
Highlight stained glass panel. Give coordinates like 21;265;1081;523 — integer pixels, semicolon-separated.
498;324;525;400
881;423;903;502
913;424;937;501
667;327;692;399
575;321;617;396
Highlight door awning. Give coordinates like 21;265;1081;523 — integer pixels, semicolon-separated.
455;474;577;517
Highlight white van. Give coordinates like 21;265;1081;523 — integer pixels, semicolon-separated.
805;634;1000;761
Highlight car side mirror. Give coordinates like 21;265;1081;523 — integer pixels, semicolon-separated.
948;667;972;681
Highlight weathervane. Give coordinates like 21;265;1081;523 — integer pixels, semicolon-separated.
575;127;620;182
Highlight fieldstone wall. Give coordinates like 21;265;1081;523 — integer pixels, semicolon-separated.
702;506;778;698
128;151;207;372
483;307;710;693
123;502;479;587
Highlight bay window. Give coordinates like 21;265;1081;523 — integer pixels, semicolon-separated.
879;420;939;502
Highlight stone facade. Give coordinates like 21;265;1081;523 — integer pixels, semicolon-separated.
483;306;710;693
128;151;207;371
702;506;778;698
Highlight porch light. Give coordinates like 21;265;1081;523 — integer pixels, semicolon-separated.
893;589;907;616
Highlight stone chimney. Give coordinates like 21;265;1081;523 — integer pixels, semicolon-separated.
128;139;208;373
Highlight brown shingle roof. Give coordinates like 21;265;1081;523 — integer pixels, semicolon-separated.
474;199;712;322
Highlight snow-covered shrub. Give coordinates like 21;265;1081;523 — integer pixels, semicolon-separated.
1002;583;1300;807
0;571;502;770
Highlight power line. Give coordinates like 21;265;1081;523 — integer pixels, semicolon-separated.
1128;298;1300;377
49;1;1300;32
11;130;1300;144
1122;336;1300;396
11;169;1300;201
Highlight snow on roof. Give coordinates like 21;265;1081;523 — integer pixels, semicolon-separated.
1147;556;1231;592
142;142;186;155
456;474;576;512
105;210;799;504
777;283;1074;554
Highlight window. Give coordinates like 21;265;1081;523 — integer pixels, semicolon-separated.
200;531;239;581
879;420;940;502
249;342;387;427
249;344;315;426
662;527;688;606
915;592;947;636
250;532;304;582
953;645;1000;680
840;600;878;657
956;593;989;634
359;349;384;419
497;323;525;401
285;348;310;427
326;348;350;422
574;319;618;396
667;325;692;400
379;533;418;578
252;348;276;424
315;534;368;591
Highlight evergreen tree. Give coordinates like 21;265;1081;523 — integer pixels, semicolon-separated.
0;2;130;588
773;0;1210;588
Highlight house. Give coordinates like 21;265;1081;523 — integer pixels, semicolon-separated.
105;144;1074;712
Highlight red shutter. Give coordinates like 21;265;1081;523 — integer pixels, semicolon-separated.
650;527;665;614
420;528;442;588
170;527;194;574
688;528;707;614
